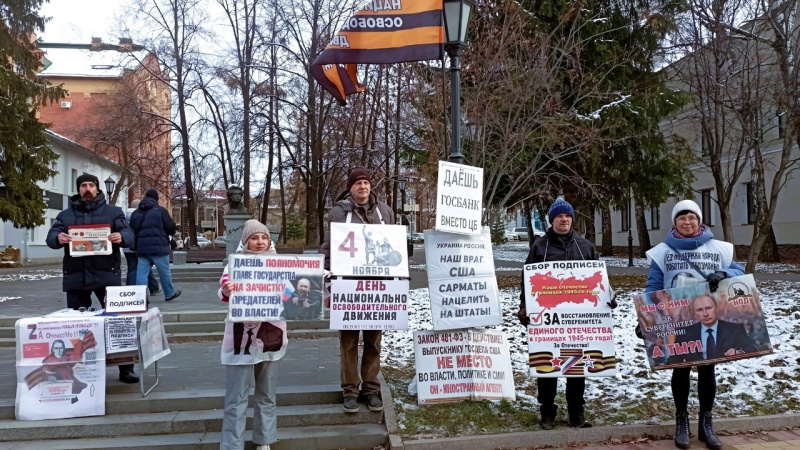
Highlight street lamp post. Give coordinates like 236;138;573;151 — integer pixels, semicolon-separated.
104;177;116;203
398;176;408;228
442;0;474;165
628;187;634;267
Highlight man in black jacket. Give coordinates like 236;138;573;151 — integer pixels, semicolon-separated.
46;173;139;383
516;199;615;430
130;189;181;301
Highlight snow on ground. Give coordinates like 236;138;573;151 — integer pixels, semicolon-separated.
0;269;62;283
383;282;800;424
0;297;22;303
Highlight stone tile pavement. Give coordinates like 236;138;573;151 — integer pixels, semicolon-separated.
554;429;800;449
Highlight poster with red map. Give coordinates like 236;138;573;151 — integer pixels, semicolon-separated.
523;260;617;377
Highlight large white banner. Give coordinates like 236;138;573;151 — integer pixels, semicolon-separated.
424;229;501;330
139;308;171;369
414;329;515;405
15;317;106;420
523;260;617;377
330;223;409;278
226;254;325;322
330;279;409;330
435;161;483;235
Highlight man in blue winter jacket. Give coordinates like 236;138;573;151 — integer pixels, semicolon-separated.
130;189;182;301
46;173;139;383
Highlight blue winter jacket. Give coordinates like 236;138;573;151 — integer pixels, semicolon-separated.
129;197;177;256
645;226;744;293
46;192;134;291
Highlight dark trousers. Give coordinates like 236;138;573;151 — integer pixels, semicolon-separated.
672;364;716;413
65;289;135;376
339;330;382;397
124;252;160;293
537;377;586;409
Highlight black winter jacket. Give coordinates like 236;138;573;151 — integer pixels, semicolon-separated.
129;197;177;256
46;192;134;292
518;228;599;309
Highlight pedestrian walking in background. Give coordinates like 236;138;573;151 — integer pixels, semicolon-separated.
124;199;160;294
130;188;182;301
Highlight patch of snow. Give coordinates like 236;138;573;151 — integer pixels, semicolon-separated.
0;269;62;283
0;296;22;303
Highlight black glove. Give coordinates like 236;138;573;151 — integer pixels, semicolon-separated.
607;288;618;309
635;324;644;339
517;308;530;326
707;271;727;292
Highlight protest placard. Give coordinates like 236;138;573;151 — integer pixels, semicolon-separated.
227;254;325;322
330;223;409;278
634;274;773;371
68;224;112;256
424;229;501;330
105;317;138;354
105;285;147;313
139;308;170;369
329;279;409;330
523;260;616;377
414;329;515;405
15;317;106;420
435;161;483;235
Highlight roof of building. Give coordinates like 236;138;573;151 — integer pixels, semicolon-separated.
36;42;150;79
45;130;121;170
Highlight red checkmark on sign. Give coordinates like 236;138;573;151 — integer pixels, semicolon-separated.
529;309;545;326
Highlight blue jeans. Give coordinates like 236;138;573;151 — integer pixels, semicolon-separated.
124;252;159;293
136;254;175;298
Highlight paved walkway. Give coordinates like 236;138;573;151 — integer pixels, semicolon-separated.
555;429;800;449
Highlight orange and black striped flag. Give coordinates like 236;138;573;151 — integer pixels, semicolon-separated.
311;0;444;105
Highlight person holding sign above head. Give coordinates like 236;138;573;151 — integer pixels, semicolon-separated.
644;200;745;450
516;198;617;430
46;173;139;384
219;220;287;450
321;166;394;413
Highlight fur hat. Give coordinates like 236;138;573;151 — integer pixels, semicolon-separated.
672;200;702;223
241;219;270;245
347;167;371;190
548;199;575;223
76;173;100;191
145;188;159;201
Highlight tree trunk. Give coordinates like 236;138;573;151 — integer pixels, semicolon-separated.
634;202;650;258
586;204;596;246
523;202;534;247
758;225;780;262
601;206;612;256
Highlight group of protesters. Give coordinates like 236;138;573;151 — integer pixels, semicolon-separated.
45;169;742;450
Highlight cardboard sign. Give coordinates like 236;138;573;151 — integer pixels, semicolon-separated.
414;329;515;405
523;260;617;377
634;274;773;370
435;161;483;235
68;224;112;256
330;223;409;278
105;286;148;313
424;229;501;330
329;279;409;330
226;254;324;322
15;317;106;420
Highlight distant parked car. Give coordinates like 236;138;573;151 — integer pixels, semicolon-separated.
214;236;227;247
513;227;529;240
193;236;213;248
503;230;520;241
411;233;424;243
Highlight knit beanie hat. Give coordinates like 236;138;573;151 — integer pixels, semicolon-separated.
241;219;270;246
145;188;159;201
347;167;371;190
76;173;100;191
548;199;575;223
672;199;702;224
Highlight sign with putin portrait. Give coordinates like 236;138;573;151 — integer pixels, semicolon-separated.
633;274;773;371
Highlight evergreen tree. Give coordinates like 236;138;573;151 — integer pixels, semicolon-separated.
0;0;66;228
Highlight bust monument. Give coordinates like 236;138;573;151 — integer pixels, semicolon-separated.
226;185;248;215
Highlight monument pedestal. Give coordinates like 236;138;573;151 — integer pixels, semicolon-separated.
223;214;252;264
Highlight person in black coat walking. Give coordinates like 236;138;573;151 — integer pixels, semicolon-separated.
130;189;181;301
46;173;139;383
516;199;616;430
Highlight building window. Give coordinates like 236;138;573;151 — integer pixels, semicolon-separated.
71;169;78;193
649;207;660;230
620;205;630;231
701;189;713;226
745;182;756;224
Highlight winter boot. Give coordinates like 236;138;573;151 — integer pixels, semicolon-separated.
698;411;723;450
674;411;691;449
539;404;558;430
567;405;592;428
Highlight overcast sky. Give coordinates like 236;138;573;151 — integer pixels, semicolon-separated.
39;0;128;43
